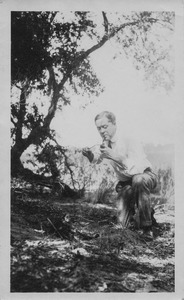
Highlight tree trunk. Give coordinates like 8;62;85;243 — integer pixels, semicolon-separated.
11;143;26;176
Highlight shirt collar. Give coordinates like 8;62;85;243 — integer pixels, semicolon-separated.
110;132;117;143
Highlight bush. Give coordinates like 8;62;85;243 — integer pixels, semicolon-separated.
152;167;174;211
87;178;115;204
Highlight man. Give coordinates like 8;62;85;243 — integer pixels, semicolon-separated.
82;111;157;240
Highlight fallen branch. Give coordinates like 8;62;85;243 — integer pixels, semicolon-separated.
47;218;63;239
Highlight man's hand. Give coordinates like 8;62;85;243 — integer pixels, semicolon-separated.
82;148;94;163
100;144;114;159
100;144;124;166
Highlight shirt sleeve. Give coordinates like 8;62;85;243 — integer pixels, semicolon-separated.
113;137;152;175
125;138;152;174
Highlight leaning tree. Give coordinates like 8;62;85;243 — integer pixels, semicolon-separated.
11;11;174;177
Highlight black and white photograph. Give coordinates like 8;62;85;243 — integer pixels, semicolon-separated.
1;0;184;298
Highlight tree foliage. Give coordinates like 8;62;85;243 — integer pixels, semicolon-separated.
113;11;174;90
11;11;174;176
11;12;53;84
11;11;103;95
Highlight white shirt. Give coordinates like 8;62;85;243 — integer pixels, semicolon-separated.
92;132;152;182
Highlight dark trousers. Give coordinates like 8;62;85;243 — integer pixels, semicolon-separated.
116;169;157;228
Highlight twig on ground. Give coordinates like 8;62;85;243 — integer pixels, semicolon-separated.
47;218;63;239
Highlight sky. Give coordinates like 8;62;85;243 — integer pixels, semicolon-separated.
51;40;176;148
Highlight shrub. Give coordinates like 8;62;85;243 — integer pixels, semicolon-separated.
94;178;116;204
152;167;174;211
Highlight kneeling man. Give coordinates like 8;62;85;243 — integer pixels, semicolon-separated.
82;111;157;240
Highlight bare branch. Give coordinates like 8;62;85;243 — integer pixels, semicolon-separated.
109;20;140;38
102;11;109;35
43;67;60;128
14;83;22;90
80;16;160;61
11;117;17;126
48;14;162;118
11;128;16;138
49;12;57;24
15;84;29;143
155;20;174;31
82;20;140;59
47;218;63;239
52;137;77;190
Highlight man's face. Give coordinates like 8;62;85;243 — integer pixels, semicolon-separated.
95;116;116;141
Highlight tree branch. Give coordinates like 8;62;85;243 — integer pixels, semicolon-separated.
44;16;148;131
14;83;22;90
15;84;29;143
108;20;140;38
46;15;159;130
11;117;17;126
43;67;61;128
102;11;109;36
49;12;57;24
76;19;142;63
52;138;77;190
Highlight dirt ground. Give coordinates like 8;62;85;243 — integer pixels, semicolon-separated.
11;190;174;293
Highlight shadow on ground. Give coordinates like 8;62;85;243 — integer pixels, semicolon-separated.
11;191;174;293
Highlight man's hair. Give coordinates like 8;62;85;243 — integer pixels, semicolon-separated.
94;111;116;124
